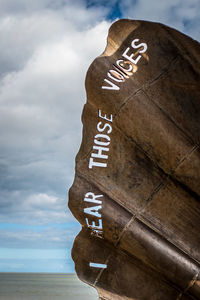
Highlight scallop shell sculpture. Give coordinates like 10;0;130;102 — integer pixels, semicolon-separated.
68;19;200;300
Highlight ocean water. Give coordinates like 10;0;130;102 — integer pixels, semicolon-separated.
0;273;98;300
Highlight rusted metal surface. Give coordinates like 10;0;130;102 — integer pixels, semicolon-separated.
68;19;200;299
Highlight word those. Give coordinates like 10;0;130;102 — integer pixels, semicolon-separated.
84;192;104;238
88;109;113;169
102;38;148;91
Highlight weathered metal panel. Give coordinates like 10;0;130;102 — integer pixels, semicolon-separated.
68;19;200;299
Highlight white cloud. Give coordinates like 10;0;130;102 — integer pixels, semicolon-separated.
0;1;110;233
0;190;74;225
0;223;80;248
27;193;58;206
120;0;200;40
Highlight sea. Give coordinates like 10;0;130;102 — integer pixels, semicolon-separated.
0;273;98;300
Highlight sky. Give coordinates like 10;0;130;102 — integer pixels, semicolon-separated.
0;0;199;273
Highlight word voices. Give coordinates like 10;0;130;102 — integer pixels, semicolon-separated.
84;192;104;238
88;109;113;169
102;38;148;91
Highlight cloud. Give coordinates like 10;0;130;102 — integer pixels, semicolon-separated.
0;21;110;222
0;258;74;272
0;190;77;225
0;221;81;248
0;2;111;259
119;0;200;40
0;0;110;234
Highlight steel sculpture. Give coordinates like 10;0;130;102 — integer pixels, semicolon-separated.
69;19;200;300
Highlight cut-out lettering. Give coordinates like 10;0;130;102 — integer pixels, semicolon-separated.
102;38;148;91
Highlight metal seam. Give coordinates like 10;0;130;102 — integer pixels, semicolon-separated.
113;55;179;119
176;271;199;300
171;144;199;175
114;215;136;247
94;254;112;286
77;170;200;267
